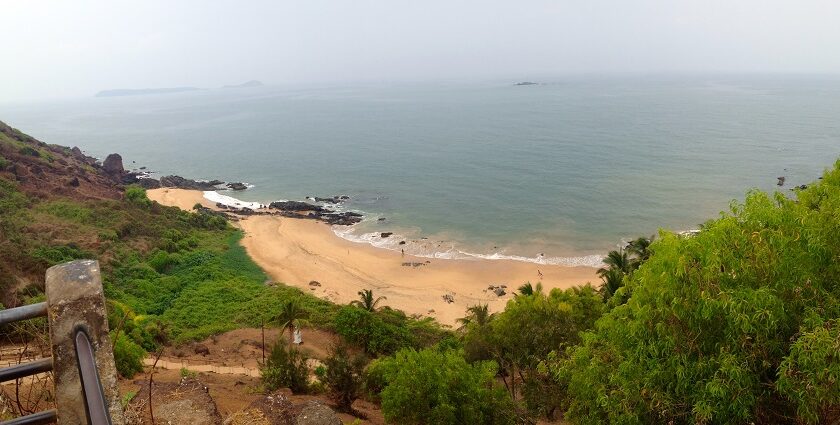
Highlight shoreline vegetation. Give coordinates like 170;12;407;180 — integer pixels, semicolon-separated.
147;188;597;326
2;118;839;424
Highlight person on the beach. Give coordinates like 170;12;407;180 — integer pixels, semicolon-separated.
538;269;543;279
401;248;405;257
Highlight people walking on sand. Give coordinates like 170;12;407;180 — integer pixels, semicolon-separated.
537;269;543;280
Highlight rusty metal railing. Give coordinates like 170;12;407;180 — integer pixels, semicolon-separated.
0;303;57;425
1;260;125;425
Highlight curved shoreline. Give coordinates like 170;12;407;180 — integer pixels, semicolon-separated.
147;188;599;326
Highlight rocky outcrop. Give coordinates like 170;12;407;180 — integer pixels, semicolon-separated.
294;401;342;425
160;175;223;190
224;391;342;425
269;201;324;212
129;378;223;425
227;182;248;191
102;153;124;175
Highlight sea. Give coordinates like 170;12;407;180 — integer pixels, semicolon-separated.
2;76;839;267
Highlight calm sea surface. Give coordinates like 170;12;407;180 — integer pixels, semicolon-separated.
3;77;839;265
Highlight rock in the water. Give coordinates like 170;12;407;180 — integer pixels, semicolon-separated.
294;401;341;425
381;232;393;238
102;153;124;175
227;182;248;191
160;175;223;190
269;201;324;212
399;240;406;245
136;177;161;189
777;176;786;186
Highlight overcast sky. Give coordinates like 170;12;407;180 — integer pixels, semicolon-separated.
2;0;839;101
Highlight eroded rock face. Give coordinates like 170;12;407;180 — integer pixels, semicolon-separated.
294;401;341;425
103;153;124;175
130;378;223;425
159;175;222;190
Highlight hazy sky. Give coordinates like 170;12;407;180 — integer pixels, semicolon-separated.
2;0;839;101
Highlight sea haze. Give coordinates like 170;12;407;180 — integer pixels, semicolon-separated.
2;76;839;265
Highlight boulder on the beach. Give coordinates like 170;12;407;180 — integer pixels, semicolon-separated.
493;287;506;297
309;281;321;287
399;241;406;245
381;232;393;238
442;294;455;304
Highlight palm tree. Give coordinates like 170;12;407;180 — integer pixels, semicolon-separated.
457;304;495;332
276;300;308;343
627;236;654;266
599;267;624;301
516;282;543;297
350;289;386;312
598;248;631;277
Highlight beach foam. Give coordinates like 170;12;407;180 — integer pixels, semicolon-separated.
332;225;606;268
202;191;263;210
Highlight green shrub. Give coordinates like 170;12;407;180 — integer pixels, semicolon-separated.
32;244;92;266
125;185;152;207
113;333;146;378
0;156;9;170
321;344;367;412
19;146;40;157
261;342;310;394
334;306;412;356
377;348;515;425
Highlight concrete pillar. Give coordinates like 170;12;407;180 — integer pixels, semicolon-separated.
46;260;126;425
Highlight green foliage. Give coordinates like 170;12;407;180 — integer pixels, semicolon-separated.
333;306;412;356
0;156;9;170
551;160;840;424
113;333;146;378
375;348;515;425
321;343;368;412
777;319;840;424
32;244;92;266
19;146;40;157
125;185;152;207
180;367;198;379
261;342;310;394
351;289;386;311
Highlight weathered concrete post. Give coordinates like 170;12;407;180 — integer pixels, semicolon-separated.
46;260;126;425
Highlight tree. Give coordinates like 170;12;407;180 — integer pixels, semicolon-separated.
351;289;386;312
516;282;543;297
597;248;631;276
320;343;368;413
457;304;496;331
597;267;624;301
550;161;840;424
261;341;309;394
275;300;307;344
373;348;515;425
626;235;653;266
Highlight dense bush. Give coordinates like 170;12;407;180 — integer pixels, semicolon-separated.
320;343;368;412
112;333;146;378
261;342;310;394
550;160;840;424
373;348;515;425
333;306;412;356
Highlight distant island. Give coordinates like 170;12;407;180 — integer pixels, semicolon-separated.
95;80;264;97
95;87;201;97
222;80;264;89
514;81;538;86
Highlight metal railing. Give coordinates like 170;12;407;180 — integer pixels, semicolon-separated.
1;260;125;425
0;302;57;425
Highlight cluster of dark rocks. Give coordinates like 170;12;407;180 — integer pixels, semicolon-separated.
99;152;364;226
487;284;507;296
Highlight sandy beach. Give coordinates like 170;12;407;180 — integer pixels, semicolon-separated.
148;188;598;326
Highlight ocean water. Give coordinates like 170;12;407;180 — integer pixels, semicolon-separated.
2;76;839;265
